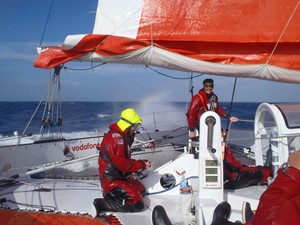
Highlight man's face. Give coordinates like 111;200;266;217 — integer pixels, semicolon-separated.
127;123;141;136
203;82;214;94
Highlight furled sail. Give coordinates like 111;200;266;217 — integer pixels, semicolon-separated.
34;0;300;83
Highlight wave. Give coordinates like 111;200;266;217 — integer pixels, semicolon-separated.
97;114;111;118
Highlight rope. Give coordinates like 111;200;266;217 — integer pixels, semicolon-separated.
189;73;194;98
236;119;255;123
0;73;55;175
146;66;204;80
56;73;63;137
225;78;238;129
63;62;203;82
63;63;106;71
40;72;58;135
266;0;300;64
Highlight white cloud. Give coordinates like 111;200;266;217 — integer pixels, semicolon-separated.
0;41;58;61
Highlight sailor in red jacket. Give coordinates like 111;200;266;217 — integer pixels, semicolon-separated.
187;79;270;188
211;149;300;225
93;108;152;214
223;147;271;190
251;149;300;225
187;78;238;139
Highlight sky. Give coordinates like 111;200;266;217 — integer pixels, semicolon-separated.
0;0;299;103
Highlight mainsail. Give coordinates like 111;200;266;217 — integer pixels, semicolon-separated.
34;0;300;83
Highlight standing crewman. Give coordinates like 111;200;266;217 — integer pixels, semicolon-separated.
187;78;238;139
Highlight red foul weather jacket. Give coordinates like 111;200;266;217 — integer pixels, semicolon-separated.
187;89;228;131
248;165;300;225
223;147;271;189
98;123;146;193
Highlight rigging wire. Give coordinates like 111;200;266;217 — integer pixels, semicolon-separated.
0;71;57;175
63;62;204;81
63;63;106;71
189;73;194;98
40;71;57;135
57;72;63;133
38;66;65;140
184;72;197;115
223;77;238;156
266;0;300;64
146;66;204;80
39;0;54;47
225;77;238;129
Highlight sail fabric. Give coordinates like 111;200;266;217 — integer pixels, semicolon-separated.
34;0;300;83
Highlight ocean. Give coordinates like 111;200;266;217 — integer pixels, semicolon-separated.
0;101;261;138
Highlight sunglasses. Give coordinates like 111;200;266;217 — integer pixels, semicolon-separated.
204;84;214;88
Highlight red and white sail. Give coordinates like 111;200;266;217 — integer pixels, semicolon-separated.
34;0;300;83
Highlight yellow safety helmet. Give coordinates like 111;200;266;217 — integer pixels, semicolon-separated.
117;108;142;132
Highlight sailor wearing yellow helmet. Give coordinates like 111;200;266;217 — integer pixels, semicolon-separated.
117;108;143;143
94;108;152;215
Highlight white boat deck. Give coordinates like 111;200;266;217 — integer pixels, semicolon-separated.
226;185;266;210
0;154;266;225
114;186;266;225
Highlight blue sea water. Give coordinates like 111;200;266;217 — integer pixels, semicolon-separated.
0;101;261;138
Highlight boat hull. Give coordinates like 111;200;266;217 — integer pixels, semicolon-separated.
0;128;188;178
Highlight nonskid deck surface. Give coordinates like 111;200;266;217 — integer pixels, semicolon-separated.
0;209;121;225
0;178;101;214
26;145;184;180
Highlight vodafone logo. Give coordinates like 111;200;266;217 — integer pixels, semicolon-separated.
71;143;101;151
